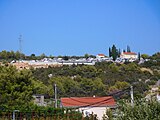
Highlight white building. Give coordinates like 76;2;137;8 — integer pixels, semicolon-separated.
60;96;117;120
120;52;138;60
96;54;105;59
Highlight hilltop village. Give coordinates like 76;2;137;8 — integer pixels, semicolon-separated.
11;51;140;69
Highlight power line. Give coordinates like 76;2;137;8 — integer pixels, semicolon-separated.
61;86;133;109
62;97;114;108
62;87;130;107
107;87;130;98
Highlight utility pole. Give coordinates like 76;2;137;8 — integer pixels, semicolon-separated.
130;86;134;106
54;84;57;108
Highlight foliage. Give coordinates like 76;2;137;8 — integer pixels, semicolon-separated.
63;56;69;60
127;45;131;52
84;53;89;59
32;80;49;95
117;100;160;120
0;107;83;120
109;45;121;61
0;50;25;61
109;81;130;93
141;54;150;59
138;52;141;61
48;76;106;97
31;60;159;99
118;49;121;57
151;52;160;60
84;113;98;120
102;108;113;120
109;47;112;57
0;65;35;110
111;45;118;61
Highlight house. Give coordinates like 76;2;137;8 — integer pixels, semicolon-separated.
120;52;138;60
60;96;116;120
33;94;47;106
96;54;105;59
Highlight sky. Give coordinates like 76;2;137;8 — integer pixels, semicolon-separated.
0;0;160;56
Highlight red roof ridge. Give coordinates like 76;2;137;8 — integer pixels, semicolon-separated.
61;96;116;107
97;54;105;56
123;52;137;55
62;96;112;98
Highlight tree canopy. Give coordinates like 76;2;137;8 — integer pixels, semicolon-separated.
0;65;35;110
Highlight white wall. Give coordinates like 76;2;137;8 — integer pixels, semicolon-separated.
79;107;107;120
120;54;138;59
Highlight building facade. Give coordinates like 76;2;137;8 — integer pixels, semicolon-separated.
120;52;138;59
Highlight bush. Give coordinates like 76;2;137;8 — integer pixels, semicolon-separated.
117;100;160;120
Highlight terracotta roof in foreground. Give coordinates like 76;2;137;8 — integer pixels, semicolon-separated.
61;96;116;108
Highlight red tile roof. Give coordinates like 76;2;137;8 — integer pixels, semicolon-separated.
98;54;105;56
123;52;137;55
61;96;116;108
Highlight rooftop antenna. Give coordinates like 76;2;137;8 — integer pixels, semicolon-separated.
19;34;22;60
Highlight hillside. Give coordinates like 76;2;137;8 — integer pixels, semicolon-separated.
31;60;160;99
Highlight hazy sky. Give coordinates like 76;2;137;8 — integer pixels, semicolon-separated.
0;0;160;56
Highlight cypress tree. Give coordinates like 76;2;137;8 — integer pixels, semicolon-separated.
138;52;141;61
127;45;131;52
109;47;112;57
118;48;121;57
112;45;118;61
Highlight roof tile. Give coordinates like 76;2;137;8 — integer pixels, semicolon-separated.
61;96;116;107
